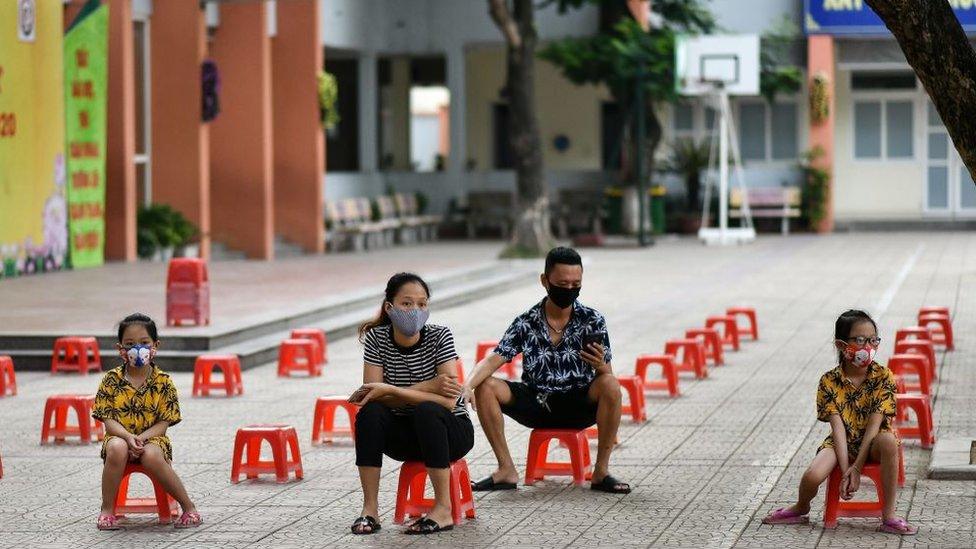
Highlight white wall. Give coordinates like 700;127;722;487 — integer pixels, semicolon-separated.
708;0;800;34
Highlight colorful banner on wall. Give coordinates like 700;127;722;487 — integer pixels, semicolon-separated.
64;0;108;268
805;0;976;35
0;0;68;278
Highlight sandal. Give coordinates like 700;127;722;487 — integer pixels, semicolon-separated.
879;518;918;535
174;511;202;529
405;516;454;535
96;513;122;531
761;507;809;525
590;474;631;494
471;475;517;492
351;515;381;535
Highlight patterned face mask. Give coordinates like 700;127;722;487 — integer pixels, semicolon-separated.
843;342;876;367
124;344;153;367
387;306;429;337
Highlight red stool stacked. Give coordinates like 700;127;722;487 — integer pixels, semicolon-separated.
311;397;359;444
290;328;328;365
231;424;303;483
894;327;932;345
634;354;680;397
393;460;475;525
475;340;519;380
896;394;935;449
917;310;954;350
617;375;647;423
0;355;16;396
824;463;886;528
277;339;321;377
705;316;741;351
888;354;931;395
524;429;592;485
894;340;937;381
685;328;724;366
51;337;102;375
726;307;758;340
166;258;210;326
192;355;243;397
114;464;179;524
664;339;708;379
41;394;104;443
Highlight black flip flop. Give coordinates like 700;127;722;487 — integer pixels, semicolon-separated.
591;475;632;494
405;516;454;535
351;515;381;535
471;475;518;492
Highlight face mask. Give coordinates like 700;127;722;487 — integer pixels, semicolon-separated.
546;282;580;309
843;342;876;367
125;344;153;368
387;306;429;337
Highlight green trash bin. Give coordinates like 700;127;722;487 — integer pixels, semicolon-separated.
603;187;625;234
650;185;666;235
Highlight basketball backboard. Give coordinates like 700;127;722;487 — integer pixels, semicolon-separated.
675;34;760;96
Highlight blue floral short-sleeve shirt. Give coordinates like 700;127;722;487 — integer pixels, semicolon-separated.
494;298;612;393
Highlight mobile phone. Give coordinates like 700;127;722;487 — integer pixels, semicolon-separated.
582;331;606;350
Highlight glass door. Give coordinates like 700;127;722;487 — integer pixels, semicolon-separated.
926;102;976;217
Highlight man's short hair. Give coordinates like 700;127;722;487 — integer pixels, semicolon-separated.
544;246;583;276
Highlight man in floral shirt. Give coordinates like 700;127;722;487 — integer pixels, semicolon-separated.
463;247;630;494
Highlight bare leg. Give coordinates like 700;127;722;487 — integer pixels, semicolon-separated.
869;432;900;520
355;466;381;531
474;378;518;484
138;443;196;513
790;448;837;515
100;438;129;514
587;373;622;483
420;467;454;528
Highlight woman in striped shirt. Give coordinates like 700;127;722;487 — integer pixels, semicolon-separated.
349;272;473;536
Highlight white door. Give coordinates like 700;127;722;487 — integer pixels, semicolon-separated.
926;102;976;217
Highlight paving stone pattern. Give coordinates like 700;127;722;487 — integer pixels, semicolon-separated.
1;233;974;548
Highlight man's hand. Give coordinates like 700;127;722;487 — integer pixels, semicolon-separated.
431;374;462;399
581;343;606;369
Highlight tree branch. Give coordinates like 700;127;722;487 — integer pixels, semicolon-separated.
489;0;522;49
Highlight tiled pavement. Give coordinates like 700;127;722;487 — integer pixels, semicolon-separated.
1;233;974;548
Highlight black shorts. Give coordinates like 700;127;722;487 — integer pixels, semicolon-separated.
500;380;598;430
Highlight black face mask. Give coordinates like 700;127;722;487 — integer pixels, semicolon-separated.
546;282;580;309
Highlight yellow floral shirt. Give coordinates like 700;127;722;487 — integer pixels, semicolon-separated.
816;361;897;457
92;365;181;461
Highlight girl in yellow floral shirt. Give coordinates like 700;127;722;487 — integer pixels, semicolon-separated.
92;313;201;530
762;310;915;535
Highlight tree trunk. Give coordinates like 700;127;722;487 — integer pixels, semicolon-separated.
865;0;976;184
503;0;552;255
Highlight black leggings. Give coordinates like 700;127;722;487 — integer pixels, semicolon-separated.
355;401;474;469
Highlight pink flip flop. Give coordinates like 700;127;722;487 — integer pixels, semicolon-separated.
761;507;809;525
174;511;202;529
96;513;122;531
879;518;918;535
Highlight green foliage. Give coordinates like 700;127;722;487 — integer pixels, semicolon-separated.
137;204;198;259
759;17;803;104
317;70;340;130
799;147;830;228
666;138;711;213
415;192;429;215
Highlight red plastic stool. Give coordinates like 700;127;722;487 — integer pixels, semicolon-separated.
617;375;647;423
290;328;328;365
475;340;520;380
824;463;886;528
726;307;758;340
705;316;741;351
393;459;475;525
192;355;243;397
888;354;931;395
664;339;708;379
311;396;358;444
634;354;680;397
685;328;724;366
50;337;102;375
230;424;303;483
524;429;592;485
114;463;179;524
895;394;935;449
917;313;954;351
40;394;104;443
277;339;321;377
166;258;210;326
894;326;932;345
0;449;3;478
919;306;950;318
895;340;937;381
0;355;16;396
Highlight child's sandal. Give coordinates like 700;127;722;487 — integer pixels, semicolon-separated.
96;513;122;531
879;518;917;535
174;511;202;529
761;507;809;525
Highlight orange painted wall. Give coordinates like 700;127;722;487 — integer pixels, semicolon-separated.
209;2;274;260
150;0;211;259
272;0;325;254
104;0;136;261
807;35;835;233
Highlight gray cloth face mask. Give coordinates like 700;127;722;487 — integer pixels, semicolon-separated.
387;306;430;337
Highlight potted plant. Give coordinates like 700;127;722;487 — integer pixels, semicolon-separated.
665;138;711;234
137;204;198;261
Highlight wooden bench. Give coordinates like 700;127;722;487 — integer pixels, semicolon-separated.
465;191;515;239
730;187;801;235
552;188;604;239
375;195;408;245
323;198;386;252
393;193;442;242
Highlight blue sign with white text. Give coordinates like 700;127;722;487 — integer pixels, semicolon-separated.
805;0;976;35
